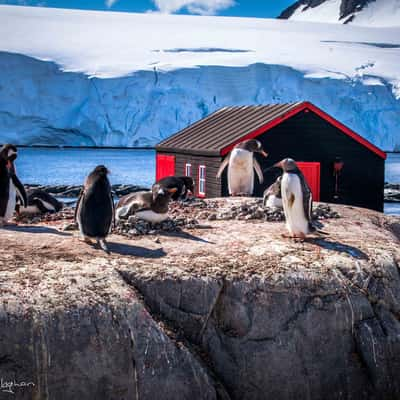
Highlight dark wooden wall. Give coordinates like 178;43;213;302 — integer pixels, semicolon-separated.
157;152;223;198
158;110;384;211
247;110;384;211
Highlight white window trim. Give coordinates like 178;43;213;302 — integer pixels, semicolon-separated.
185;163;192;177
198;165;206;196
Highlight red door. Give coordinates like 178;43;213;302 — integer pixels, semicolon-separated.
156;154;175;181
297;162;320;201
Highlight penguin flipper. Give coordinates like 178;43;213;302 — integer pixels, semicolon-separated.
253;158;264;184
11;173;27;207
74;190;84;223
216;156;230;179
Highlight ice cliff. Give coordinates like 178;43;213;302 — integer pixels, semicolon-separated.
0;5;399;149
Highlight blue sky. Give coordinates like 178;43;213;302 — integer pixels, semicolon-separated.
0;0;294;18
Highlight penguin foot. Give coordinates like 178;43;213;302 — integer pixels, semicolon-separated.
79;236;94;245
97;239;110;254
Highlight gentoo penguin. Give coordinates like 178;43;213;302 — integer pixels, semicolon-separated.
115;183;177;223
75;165;114;252
216;139;268;196
263;176;283;208
19;189;63;215
0;144;27;226
156;176;194;201
274;158;314;239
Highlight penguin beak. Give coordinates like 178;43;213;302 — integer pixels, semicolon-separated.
274;161;283;169
6;160;13;170
260;150;268;158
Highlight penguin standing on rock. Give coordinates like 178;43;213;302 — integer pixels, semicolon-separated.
274;158;315;240
0;144;27;226
75;165;114;252
217;139;268;196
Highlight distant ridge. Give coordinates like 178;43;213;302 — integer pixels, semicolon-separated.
278;0;400;27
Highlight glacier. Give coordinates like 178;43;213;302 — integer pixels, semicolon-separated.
0;5;399;149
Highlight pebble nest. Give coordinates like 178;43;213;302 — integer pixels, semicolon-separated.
14;198;340;237
115;198;340;238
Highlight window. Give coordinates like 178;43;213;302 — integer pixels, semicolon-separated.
198;165;206;197
185;163;192;177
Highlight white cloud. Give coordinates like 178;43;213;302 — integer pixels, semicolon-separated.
105;0;118;8
152;0;236;15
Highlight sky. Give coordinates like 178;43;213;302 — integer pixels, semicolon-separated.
0;0;295;18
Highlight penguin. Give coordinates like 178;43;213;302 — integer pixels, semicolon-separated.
156;176;194;201
274;158;314;239
216;139;268;196
115;183;177;223
263;176;283;208
75;165;114;252
19;189;63;215
0;144;27;226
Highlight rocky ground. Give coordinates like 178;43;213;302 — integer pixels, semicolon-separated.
25;183;148;198
1;198;400;400
384;183;400;202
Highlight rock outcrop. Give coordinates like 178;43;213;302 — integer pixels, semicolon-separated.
0;199;400;399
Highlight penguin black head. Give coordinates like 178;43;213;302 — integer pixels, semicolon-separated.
179;176;195;195
236;139;268;157
93;165;109;176
151;183;177;203
274;158;298;172
0;144;18;164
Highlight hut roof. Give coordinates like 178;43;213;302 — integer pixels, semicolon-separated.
156;101;386;159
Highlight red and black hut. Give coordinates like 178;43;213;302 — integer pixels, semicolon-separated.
155;101;386;211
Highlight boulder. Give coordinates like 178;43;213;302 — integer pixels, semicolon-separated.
0;199;400;399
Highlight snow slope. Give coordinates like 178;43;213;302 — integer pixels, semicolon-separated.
283;0;400;27
0;5;399;149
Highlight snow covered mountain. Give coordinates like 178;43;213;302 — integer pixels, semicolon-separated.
279;0;400;27
0;5;399;149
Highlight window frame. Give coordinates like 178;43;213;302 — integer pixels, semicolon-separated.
185;163;192;177
198;165;206;197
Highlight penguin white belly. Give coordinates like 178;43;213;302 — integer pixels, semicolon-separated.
281;174;309;236
228;149;254;195
266;195;283;208
135;210;168;223
4;180;16;222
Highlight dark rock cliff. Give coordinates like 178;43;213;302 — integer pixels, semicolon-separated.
278;0;375;22
0;200;400;399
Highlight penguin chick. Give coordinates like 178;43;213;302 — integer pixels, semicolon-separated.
263;176;283;208
75;165;114;253
217;139;268;196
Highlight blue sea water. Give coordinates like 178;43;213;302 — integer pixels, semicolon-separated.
17;148;155;187
14;148;400;215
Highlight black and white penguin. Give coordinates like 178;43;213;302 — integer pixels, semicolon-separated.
115;183;177;223
75;165;114;252
274;158;314;239
0;144;27;226
19;189;63;215
263;176;283;208
216;139;268;196
156;176;194;201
